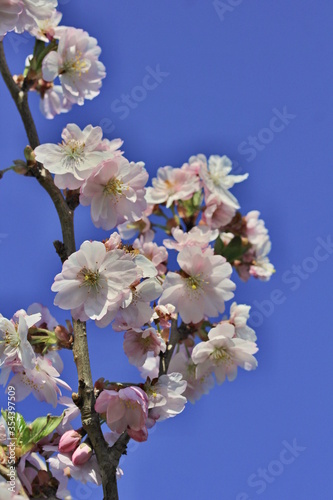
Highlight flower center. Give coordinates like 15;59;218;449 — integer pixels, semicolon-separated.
210;347;233;366
61;139;86;168
186;275;201;291
78;267;101;290
103;178;123;198
63;51;90;77
140;335;152;349
1;326;19;348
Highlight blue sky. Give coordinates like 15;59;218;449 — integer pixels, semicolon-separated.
1;1;333;499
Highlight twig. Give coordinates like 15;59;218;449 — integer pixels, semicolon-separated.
159;318;180;376
0;40;128;499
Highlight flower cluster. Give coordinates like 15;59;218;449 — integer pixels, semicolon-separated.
0;305;71;407
0;4;275;496
0;0;58;38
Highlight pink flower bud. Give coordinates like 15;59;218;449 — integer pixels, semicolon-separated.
72;443;93;466
58;430;81;453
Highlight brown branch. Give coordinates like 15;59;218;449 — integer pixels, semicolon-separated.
0;40;128;499
159;318;180;376
0;40;75;258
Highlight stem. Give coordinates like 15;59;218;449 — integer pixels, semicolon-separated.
0;40;127;499
159;318;180;376
0;40;75;258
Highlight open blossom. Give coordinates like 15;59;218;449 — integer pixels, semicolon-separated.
229;302;256;341
42;26;106;105
57;396;80;432
163;226;218;252
0;312;40;381
145;373;187;422
145;165;200;208
95;387;149;441
52;240;140;322
9;355;71;407
17;0;58;33
123;327;166;367
0;0;57;37
191;323;258;384
245;210;270;248
117;204;154;241
139;352;160;380
48;452;101;499
34;124;122;189
0;478;27;500
192;154;247;208
133;234;168;276
80;157;148;230
235;211;274;282
26;302;58;330
28;9;62;41
39;84;72;120
111;278;163;330
17;451;47;496
159;246;235;324
249;251;275;281
169;348;214;404
201;192;236;229
0;1;22;38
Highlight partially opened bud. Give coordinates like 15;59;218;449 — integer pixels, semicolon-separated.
58;430;81;453
72;442;93;466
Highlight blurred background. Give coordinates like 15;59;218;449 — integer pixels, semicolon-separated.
1;1;333;498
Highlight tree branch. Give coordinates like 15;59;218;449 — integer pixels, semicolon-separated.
0;40;75;258
0;40;127;499
159;318;180;376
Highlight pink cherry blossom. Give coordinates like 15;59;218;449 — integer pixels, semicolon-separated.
0;0;57;37
42;26;106;105
26;302;58;330
123;327;166;367
28;8;62;41
145;373;187;422
16;0;58;33
48;452;101;499
163;225;218;252
9;355;71;407
117;206;154;241
145;165;200;208
17;451;47;495
113;278;162;330
231;211;274;282
52;240;140;322
39;84;72;120
245;210;270;249
201;192;236;229
0;1;22;38
229;302;256;341
57;396;80;432
191;323;258;384
169;348;214;403
133;234;168;276
0;312;40;376
34;124;122;189
95;387;149;440
159;246;235;324
139;352;160;380
80;157;148;230
196;154;248;208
